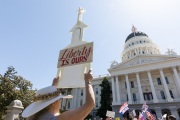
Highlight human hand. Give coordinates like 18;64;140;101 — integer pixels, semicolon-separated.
52;76;60;87
84;70;93;82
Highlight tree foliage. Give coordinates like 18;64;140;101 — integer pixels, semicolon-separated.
0;66;36;119
96;77;112;119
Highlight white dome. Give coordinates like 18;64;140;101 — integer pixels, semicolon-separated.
121;26;161;61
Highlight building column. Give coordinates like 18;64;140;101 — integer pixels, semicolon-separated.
172;67;180;94
140;48;142;54
135;49;137;55
138;48;140;54
111;77;116;103
146;47;148;54
147;71;158;103
159;69;173;102
70;89;74;109
125;74;132;104
115;76;121;103
136;73;144;103
83;88;86;104
73;88;78;108
155;107;162;119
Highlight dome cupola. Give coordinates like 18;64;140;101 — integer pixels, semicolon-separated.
121;26;161;61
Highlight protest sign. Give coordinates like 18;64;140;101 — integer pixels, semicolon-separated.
106;110;115;118
57;42;93;68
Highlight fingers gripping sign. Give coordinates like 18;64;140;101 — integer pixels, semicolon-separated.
84;70;93;83
52;76;60;87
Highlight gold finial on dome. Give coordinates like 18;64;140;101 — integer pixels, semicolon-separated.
131;25;137;33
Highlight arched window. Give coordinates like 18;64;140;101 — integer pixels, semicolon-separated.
169;90;174;99
133;93;137;101
80;99;83;106
81;89;83;96
96;88;98;94
142;51;145;54
125;82;127;89
157;78;162;85
95;97;99;108
131;81;134;88
165;77;169;84
160;91;166;99
140;41;142;43
68;100;70;109
132;43;134;45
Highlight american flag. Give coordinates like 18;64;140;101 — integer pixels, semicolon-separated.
146;111;156;120
119;102;129;115
142;101;148;112
139;112;145;120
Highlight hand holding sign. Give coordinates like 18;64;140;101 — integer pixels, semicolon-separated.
84;70;93;83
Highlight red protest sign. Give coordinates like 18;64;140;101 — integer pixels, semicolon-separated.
57;42;93;68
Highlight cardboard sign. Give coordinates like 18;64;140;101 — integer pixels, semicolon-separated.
106;110;115;118
57;42;93;68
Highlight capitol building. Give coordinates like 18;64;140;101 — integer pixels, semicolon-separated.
60;8;180;119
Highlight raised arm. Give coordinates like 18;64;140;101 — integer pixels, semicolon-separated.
58;70;95;120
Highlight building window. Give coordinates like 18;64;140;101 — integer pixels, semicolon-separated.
142;51;145;54
165;77;169;84
125;82;127;89
81;89;83;96
80;99;83;106
140;41;142;43
169;90;174;99
96;88;98;94
132;43;134;45
95;97;98;108
133;93;137;101
157;78;162;85
160;91;166;99
134;53;136;55
126;94;128;101
68;100;70;109
131;81;134;88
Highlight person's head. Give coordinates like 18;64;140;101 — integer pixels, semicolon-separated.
168;115;176;120
22;86;72;119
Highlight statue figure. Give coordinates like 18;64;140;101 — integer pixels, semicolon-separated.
166;48;177;55
110;60;118;68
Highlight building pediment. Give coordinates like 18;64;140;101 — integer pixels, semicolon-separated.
109;55;180;72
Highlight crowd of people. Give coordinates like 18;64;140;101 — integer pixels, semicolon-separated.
21;69;178;120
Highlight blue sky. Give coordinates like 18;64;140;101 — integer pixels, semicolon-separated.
0;0;180;89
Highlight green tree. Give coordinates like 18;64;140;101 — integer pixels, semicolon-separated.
0;66;36;119
96;77;112;119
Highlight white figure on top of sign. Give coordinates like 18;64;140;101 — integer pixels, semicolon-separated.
57;7;93;88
